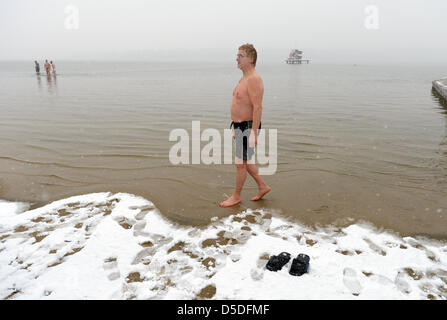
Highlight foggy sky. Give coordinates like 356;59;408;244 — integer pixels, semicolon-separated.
1;0;446;64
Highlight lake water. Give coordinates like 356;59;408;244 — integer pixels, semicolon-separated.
1;61;446;239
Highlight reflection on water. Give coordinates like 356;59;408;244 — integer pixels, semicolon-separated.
45;73;57;95
36;73;58;95
36;74;42;91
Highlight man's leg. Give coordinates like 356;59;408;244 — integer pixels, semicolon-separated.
219;161;247;207
246;163;271;201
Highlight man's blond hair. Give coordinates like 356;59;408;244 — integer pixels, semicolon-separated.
239;43;257;67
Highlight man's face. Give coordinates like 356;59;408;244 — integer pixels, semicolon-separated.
236;49;252;69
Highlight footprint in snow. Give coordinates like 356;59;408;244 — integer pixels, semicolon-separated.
103;257;121;281
343;268;362;296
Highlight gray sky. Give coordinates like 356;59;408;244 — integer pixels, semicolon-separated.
1;0;446;64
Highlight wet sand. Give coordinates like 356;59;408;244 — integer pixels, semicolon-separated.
1;148;446;238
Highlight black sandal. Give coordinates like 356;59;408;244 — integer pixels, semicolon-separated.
266;252;291;272
289;254;310;276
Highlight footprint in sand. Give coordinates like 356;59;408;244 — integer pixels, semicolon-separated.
103;257;121;281
133;205;154;220
343;268;362;296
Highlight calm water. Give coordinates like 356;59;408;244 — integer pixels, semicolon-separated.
0;61;446;238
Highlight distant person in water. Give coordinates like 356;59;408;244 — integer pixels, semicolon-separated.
50;61;56;74
219;44;271;207
44;60;51;75
34;61;40;74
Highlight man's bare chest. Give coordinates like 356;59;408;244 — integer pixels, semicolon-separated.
233;80;249;101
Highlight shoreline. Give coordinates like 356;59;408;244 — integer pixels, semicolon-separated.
1;190;447;242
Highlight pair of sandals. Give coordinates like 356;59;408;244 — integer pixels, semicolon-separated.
266;252;309;276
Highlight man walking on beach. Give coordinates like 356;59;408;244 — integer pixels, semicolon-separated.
219;44;271;207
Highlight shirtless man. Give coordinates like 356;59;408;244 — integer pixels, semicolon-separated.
44;60;51;75
219;44;271;207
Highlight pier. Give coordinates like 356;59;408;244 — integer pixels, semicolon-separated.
432;78;447;101
285;59;310;64
285;49;310;64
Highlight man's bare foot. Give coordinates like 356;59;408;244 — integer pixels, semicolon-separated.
219;194;241;207
251;185;271;201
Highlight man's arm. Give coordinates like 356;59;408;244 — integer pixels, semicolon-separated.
247;76;264;146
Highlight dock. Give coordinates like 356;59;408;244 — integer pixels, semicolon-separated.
432;78;447;101
285;59;310;64
285;49;310;64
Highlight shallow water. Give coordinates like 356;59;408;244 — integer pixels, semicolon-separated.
0;61;446;238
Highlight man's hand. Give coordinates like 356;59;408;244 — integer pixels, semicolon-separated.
249;130;257;148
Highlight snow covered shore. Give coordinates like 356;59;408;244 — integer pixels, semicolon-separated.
1;192;446;300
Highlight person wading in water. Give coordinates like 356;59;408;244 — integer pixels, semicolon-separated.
219;43;271;207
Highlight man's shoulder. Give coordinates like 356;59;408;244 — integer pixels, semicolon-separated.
246;72;263;85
